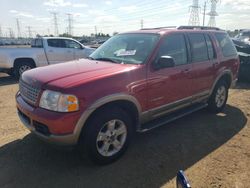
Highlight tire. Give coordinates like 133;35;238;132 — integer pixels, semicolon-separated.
208;80;229;113
14;62;35;79
78;107;133;165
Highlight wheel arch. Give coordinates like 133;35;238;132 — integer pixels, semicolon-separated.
74;94;142;143
14;58;36;68
210;70;233;96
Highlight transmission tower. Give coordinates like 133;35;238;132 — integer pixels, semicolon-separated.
51;12;59;36
66;13;73;36
26;26;32;38
16;18;21;38
207;0;219;27
188;0;200;26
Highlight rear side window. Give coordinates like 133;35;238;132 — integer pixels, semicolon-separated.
47;39;66;48
157;34;188;66
64;40;82;49
188;33;208;62
31;39;43;48
215;33;237;57
205;34;216;59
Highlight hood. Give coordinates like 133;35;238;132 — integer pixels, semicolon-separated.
21;59;138;89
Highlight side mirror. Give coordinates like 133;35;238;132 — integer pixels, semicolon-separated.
154;56;175;70
176;170;191;188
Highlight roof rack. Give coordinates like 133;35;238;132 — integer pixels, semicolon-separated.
177;26;221;30
141;26;177;30
141;25;221;31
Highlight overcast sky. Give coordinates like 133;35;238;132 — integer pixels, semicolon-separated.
0;0;250;37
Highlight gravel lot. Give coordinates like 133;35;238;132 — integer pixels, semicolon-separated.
0;73;249;188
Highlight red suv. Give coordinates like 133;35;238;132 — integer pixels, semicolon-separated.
16;26;239;164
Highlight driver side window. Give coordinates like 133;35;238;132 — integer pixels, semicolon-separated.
157;34;188;66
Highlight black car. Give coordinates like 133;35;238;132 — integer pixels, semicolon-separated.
232;30;250;82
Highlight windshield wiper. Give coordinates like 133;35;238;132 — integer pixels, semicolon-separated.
87;56;95;60
94;57;121;64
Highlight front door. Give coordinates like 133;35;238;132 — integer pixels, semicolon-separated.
147;33;193;118
46;39;74;64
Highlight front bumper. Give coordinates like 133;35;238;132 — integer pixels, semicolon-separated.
16;93;80;146
0;68;12;73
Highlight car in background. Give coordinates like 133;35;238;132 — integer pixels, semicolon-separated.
0;37;95;78
232;30;250;82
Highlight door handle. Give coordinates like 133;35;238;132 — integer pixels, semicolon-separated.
213;62;219;67
182;69;190;74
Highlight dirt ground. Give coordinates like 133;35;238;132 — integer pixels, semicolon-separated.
0;73;249;188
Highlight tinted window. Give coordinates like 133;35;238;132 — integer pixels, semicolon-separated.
189;33;208;62
65;40;82;49
47;39;66;48
157;34;187;66
31;39;43;48
215;33;237;57
205;34;216;59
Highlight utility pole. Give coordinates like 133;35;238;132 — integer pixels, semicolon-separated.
188;0;200;26
51;12;59;36
202;2;207;26
26;26;32;38
140;19;144;29
8;28;14;38
16;18;21;38
94;26;97;37
66;13;73;36
0;25;2;38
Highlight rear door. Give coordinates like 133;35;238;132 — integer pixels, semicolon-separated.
45;39;74;64
187;33;215;97
147;33;193;118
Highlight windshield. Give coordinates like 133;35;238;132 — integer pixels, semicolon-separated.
90;33;160;64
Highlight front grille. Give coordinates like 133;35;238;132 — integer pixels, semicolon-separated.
19;79;40;105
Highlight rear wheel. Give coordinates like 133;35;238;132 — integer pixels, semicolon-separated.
208;80;229;113
14;62;34;79
78;107;133;165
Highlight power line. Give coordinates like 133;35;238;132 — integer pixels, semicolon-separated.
188;0;200;26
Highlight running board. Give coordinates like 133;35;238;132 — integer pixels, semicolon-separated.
139;103;208;133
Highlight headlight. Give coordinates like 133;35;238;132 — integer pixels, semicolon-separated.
39;90;79;112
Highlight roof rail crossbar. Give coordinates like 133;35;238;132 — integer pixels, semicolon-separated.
141;26;177;30
177;26;221;30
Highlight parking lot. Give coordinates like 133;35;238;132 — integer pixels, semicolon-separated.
0;73;249;188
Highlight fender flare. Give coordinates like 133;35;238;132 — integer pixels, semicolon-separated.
209;70;233;96
72;93;142;143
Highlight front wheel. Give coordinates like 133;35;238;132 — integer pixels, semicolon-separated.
208;80;229;113
14;62;34;79
78;107;133;165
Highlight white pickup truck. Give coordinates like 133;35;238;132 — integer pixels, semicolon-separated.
0;37;95;78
